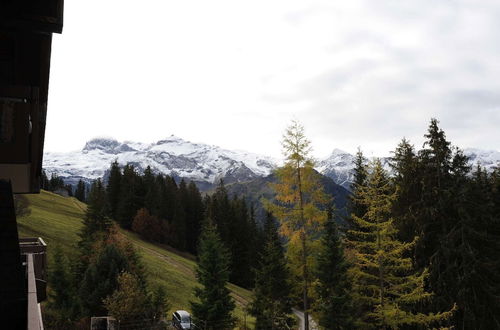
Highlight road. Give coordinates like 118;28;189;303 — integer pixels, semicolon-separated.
292;308;318;330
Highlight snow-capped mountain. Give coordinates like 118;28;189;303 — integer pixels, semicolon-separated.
43;136;500;191
317;148;500;190
316;149;356;189
463;148;500;172
43;136;278;189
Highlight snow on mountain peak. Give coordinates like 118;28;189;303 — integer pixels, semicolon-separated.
44;137;279;189
43;136;500;192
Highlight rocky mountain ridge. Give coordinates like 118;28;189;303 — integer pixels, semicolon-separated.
43;137;500;191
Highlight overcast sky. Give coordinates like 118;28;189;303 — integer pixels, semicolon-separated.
45;0;500;159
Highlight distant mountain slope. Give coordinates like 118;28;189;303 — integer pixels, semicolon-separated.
43;136;500;192
225;171;350;224
17;190;254;325
43;136;277;190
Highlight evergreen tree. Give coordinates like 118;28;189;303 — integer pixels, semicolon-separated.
48;245;74;314
348;148;369;218
228;196;254;288
206;180;232;245
191;221;236;330
265;121;330;330
74;179;86;202
117;164;142;228
41;169;50;190
348;160;453;329
78;178;111;264
390;139;421;243
250;212;295;330
49;172;65;191
106;160;122;220
185;181;204;254
79;244;130;316
314;208;353;330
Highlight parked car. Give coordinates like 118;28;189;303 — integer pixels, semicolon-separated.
172;310;192;330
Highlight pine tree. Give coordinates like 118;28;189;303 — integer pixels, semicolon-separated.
348;160;453;329
265;121;330;330
48;245;74;313
314;208;354;329
185;181;204;254
390;139;421;243
191;221;236;330
348;148;369;218
78;178;111;263
79;244;130;316
250;212;295;330
41;169;50;190
117;164;141;228
74;179;86;202
106;160;122;220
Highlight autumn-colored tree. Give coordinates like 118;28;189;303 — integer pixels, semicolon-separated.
132;208;163;242
265;121;329;330
103;272;148;324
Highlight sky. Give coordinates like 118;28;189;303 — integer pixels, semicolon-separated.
45;0;500;159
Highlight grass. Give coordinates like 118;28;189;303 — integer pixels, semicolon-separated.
17;190;255;328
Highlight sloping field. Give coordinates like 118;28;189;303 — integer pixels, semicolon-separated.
16;190;255;328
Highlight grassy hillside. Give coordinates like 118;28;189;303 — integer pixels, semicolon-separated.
17;190;255;328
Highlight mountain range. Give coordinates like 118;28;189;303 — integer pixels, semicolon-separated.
43;136;500;192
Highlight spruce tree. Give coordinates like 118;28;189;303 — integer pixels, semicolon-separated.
390;139;421;243
106;160;122;220
185;181;204;254
74;179;86;202
314;208;353;329
348;159;453;329
191;221;236;330
117;164;141;228
78;178;111;263
79;244;130;317
250;212;294;330
48;245;74;313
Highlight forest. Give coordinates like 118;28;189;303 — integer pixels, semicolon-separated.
43;119;500;330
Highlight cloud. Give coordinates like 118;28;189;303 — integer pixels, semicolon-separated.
45;0;500;160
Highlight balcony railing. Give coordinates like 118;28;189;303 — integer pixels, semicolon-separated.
20;237;47;330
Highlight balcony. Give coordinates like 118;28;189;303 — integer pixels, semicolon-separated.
20;237;47;330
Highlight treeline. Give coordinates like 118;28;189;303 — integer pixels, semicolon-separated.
40;170;74;196
100;161;263;289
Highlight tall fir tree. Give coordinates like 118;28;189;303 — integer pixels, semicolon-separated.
314;208;354;330
116;164;142;228
78;244;130;317
185;181;204;254
390;139;421;243
249;212;295;330
106;160;122;220
347;159;453;329
265;121;330;330
191;221;236;330
78;178;111;266
48;245;75;315
74;179;86;202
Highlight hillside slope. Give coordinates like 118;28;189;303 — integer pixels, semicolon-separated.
16;190;255;327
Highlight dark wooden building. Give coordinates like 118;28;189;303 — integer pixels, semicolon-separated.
0;0;63;328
